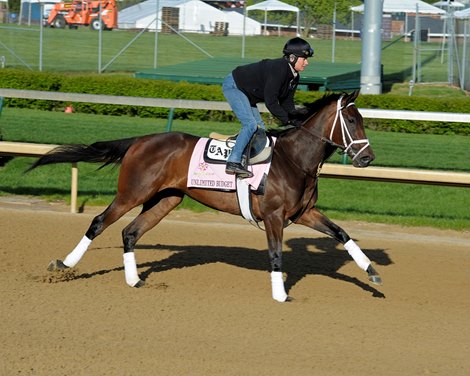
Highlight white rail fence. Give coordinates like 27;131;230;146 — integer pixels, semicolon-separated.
1;89;470;214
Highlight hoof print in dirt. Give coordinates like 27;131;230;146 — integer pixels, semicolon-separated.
42;268;78;284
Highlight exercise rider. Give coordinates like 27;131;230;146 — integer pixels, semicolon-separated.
222;37;314;178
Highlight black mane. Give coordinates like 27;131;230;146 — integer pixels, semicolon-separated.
302;92;345;118
267;92;346;137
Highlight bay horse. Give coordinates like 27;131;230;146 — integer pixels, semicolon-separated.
29;90;382;302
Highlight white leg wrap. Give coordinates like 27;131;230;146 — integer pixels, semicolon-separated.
123;252;141;287
271;271;288;302
63;236;92;267
344;239;371;271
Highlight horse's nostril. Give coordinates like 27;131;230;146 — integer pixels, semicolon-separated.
361;155;372;165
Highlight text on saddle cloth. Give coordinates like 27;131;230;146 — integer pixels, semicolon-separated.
204;129;274;165
187;137;276;191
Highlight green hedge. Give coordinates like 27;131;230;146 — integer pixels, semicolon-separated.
352;94;470;135
1;68;470;135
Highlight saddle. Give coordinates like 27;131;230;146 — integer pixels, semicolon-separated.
206;128;274;166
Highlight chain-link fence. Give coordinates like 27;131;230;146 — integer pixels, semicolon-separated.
0;3;468;94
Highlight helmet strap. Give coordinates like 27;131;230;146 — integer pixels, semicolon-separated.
288;54;298;67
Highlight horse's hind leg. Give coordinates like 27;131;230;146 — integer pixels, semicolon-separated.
48;198;135;271
121;191;184;287
296;207;382;286
264;209;290;302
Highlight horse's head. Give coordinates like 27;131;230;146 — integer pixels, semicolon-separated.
311;91;375;168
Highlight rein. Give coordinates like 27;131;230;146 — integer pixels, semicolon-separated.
298;125;343;149
298;96;370;161
276;95;368;227
277;95;373;179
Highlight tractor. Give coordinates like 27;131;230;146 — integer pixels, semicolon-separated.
44;0;117;31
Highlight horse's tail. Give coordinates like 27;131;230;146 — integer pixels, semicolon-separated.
26;137;138;173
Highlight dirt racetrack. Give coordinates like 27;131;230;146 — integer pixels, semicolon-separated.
1;196;469;376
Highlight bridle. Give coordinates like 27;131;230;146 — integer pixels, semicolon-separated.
329;96;370;161
277;95;370;226
298;95;370;161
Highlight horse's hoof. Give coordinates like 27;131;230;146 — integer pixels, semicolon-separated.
47;259;68;272
368;274;383;286
367;265;383;286
134;280;145;288
273;295;292;302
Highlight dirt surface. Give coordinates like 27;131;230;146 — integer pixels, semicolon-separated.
1;196;470;376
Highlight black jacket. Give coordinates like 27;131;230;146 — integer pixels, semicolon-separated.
232;57;298;124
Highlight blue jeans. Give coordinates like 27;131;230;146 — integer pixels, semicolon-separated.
222;73;265;164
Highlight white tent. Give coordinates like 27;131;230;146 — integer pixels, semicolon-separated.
118;0;261;35
246;0;299;35
433;1;465;9
224;9;260;36
455;8;470;18
351;0;446;15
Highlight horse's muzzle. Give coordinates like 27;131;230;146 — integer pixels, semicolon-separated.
353;153;375;168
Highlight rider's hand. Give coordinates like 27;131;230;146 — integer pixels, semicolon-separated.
283;119;303;127
291;107;309;116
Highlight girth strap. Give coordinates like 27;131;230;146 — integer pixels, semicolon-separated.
236;177;264;230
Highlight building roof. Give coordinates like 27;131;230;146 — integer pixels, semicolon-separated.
351;0;446;15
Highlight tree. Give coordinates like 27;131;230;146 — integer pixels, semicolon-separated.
8;0;21;13
289;0;362;38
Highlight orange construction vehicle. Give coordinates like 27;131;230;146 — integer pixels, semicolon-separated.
44;0;117;31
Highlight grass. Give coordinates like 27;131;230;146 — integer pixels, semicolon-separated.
1;26;469;229
1;107;470;230
0;24;464;92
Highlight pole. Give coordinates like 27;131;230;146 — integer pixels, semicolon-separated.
462;21;468;91
166;108;175;132
360;0;383;94
332;3;336;63
264;9;267;35
242;4;246;58
447;4;454;84
28;1;32;26
154;0;159;68
71;163;78;213
351;11;354;39
415;4;421;83
98;1;102;73
412;15;417;88
405;13;409;42
39;2;43;72
296;11;299;36
440;15;447;63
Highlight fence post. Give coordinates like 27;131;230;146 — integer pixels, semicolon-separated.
71;163;78;213
166;107;175;132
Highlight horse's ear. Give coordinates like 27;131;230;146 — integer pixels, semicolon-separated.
346;90;360;105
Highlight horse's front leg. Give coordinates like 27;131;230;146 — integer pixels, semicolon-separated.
296;207;382;285
264;211;289;302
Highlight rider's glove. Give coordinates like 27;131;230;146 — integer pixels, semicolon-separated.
283;119;303;127
290;107;309;116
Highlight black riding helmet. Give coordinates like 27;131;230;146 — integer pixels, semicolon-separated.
283;37;314;59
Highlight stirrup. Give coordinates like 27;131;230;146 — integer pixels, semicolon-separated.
225;162;253;178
